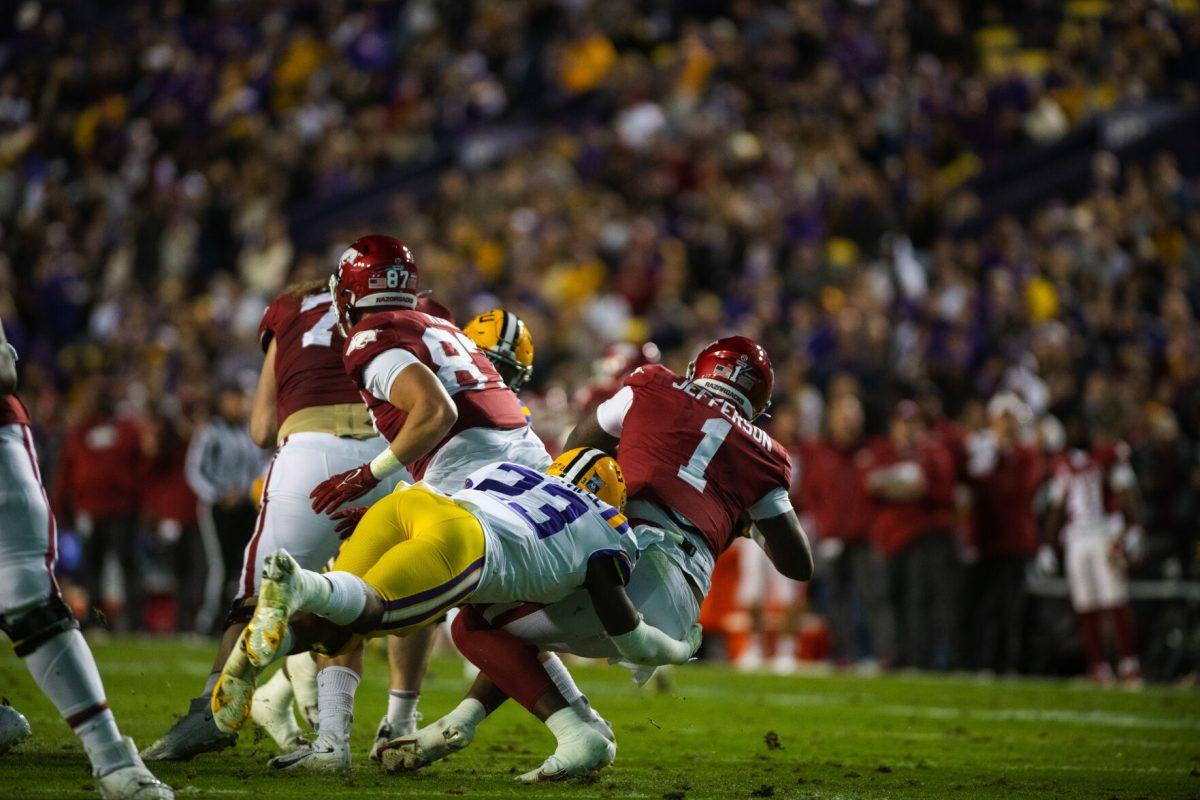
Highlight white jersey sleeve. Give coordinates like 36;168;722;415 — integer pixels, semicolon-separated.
362;348;421;402
595;386;634;437
748;486;793;520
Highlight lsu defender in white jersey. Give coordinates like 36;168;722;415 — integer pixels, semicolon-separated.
456;461;659;604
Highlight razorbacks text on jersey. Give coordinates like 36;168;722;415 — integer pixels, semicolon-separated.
1048;443;1136;541
341;310;527;479
454;461;653;604
259;291;365;429
598;364;793;556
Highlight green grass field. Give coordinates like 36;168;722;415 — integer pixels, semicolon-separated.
1;637;1197;799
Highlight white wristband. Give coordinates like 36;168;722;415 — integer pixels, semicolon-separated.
368;448;403;479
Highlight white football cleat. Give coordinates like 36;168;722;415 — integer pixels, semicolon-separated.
95;737;174;799
267;734;350;773
515;728;616;783
247;550;304;668
211;631;265;734
0;705;32;755
251;668;305;750
377;714;474;773
369;711;421;763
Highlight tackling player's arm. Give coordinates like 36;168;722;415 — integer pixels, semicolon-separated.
583;557;700;666
0;321;16;396
752;509;814;581
249;338;278;448
564;406;620;456
380;361;459;465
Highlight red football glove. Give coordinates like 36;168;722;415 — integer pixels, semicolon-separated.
331;506;369;540
310;464;380;514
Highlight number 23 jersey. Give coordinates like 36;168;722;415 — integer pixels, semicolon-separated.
342;310;527;480
453;461;656;604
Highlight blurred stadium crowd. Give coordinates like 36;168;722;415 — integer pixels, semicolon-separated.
0;1;1198;677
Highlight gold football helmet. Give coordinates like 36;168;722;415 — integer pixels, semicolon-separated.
462;309;534;390
547;447;627;511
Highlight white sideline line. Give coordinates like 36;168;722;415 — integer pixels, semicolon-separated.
675;686;1200;731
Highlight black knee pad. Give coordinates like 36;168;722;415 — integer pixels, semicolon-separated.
0;594;80;657
223;598;257;630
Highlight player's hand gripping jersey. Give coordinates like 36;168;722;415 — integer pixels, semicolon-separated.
259;291;373;441
600;364;794;557
342;310;527;480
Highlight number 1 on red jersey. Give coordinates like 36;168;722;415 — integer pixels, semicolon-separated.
677;417;732;492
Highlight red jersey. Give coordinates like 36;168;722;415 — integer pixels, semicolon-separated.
615;365;793;556
859;436;955;555
55;415;147;518
1048;443;1135;539
799;438;872;543
0;394;31;426
342;310;526;479
966;441;1044;557
259;291;363;427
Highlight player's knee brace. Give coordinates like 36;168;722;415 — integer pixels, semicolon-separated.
222;597;257;630
0;594;80;657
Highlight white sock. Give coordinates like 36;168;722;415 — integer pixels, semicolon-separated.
444;698;486;730
541;654;604;727
386;689;419;728
22;630;124;769
544;707;590;747
316;666;359;743
291;568;367;625
258;665;294;705
541;654;584;705
286;653;319;728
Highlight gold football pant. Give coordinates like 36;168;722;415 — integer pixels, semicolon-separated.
331;485;485;639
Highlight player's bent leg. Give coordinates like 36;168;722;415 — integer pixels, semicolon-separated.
1;595;174;798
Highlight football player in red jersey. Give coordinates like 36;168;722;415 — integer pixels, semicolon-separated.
264;235;556;771
143;278;407;761
1042;414;1144;686
383;336;812;780
0;323;174;799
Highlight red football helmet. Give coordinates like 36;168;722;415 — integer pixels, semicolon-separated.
687;336;774;419
329;235;419;334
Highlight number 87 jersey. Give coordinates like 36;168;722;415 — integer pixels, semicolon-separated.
342;310;528;480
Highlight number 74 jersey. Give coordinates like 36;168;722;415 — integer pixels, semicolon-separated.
342;310;528;480
453;462;659;604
